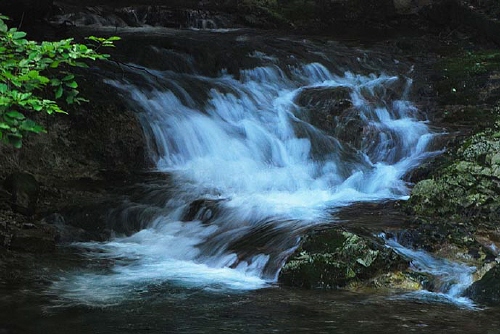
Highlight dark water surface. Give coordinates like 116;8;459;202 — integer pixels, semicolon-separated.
1;268;500;334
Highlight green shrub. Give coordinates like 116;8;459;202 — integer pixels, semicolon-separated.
0;15;119;148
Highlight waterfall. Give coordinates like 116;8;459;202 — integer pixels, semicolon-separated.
110;62;432;211
50;38;440;306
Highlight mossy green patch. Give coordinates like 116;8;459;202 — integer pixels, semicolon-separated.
435;50;500;105
408;117;500;223
279;229;408;289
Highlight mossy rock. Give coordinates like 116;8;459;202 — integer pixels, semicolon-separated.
407;118;500;222
465;263;500;306
279;228;408;289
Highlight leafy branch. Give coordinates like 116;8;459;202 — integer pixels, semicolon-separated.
0;15;120;148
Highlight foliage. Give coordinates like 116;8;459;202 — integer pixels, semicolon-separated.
0;15;120;148
435;50;500;105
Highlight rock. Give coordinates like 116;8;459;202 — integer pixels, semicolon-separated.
279;228;409;289
465;263;500;306
2;173;40;217
8;223;57;253
182;198;226;223
42;212;90;243
294;86;369;149
407;119;500;222
394;0;440;15
0;0;54;23
294;86;353;132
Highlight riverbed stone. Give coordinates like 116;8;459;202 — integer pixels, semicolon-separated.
279;228;409;289
295;87;353;131
465;263;500;306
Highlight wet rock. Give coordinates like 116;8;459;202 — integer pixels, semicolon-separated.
59;202;117;241
294;87;368;149
407;118;500;222
182;198;226;223
2;173;40;217
42;212;90;243
8;224;57;253
465;263;500;306
295;86;353;132
51;5;237;29
279;228;409;289
367;271;425;291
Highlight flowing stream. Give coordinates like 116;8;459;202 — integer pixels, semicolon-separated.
47;27;440;304
2;26;498;333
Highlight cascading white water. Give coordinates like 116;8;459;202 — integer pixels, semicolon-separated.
115;62;432;213
384;237;477;308
51;47;439;306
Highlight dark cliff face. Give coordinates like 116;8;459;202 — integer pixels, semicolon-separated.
0;0;54;22
0;0;464;37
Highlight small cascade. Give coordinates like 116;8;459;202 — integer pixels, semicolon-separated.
384;236;477;308
49;32;442;306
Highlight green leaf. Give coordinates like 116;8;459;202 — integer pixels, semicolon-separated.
65;81;78;89
5;111;25;120
12;31;26;40
0;96;11;106
31;102;43;111
55;86;63;99
74;61;89;68
0;16;114;147
86;36;102;42
27;70;40;78
20;119;45;133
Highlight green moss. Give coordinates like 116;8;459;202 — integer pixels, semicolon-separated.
408;116;500;223
279;229;408;289
435;50;500;105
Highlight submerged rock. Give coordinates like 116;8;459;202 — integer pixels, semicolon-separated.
279;228;410;289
